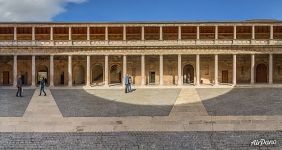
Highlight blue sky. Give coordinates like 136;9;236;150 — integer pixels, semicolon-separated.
53;0;282;22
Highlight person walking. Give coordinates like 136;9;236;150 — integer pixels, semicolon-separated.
39;78;46;96
128;75;132;92
16;75;23;97
124;74;129;93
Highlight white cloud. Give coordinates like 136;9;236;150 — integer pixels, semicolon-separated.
0;0;86;22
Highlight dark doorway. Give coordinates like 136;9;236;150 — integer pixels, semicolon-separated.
92;65;103;85
256;64;267;83
3;71;9;85
110;65;122;84
60;72;64;85
222;70;228;83
149;71;155;84
183;64;194;84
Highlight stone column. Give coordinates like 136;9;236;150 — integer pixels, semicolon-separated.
252;26;255;40
87;26;90;41
14;27;17;41
104;55;109;86
68;27;72;41
32;27;35;41
86;55;91;86
251;54;255;84
68;55;72;87
215;26;218;40
50;55;54;87
178;54;182;86
197;26;200;40
141;55;145;86
232;54;237;85
270;25;273;40
13;55;17;87
123;26;126;41
214;54;218;85
31;55;36;87
178;26;181;40
50;27;53;41
269;54;273;84
159;55;163;85
105;26;108;41
122;55;127;87
233;26;237;39
196;54;200;85
141;26;145;41
159;26;163;40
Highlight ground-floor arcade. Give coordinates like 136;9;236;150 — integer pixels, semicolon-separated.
0;53;280;87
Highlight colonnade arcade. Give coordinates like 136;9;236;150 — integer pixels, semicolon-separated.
0;53;280;87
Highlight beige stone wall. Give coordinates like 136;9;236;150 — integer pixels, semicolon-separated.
237;55;251;83
200;55;214;84
163;55;177;85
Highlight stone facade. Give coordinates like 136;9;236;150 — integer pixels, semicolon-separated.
0;21;282;87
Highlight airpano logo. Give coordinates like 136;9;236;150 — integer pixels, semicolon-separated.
250;139;277;146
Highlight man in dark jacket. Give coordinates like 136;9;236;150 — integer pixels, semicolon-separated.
16;75;23;97
39;78;46;96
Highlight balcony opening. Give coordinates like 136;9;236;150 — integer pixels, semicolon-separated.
35;27;50;40
17;27;32;40
255;26;270;39
126;27;141;40
274;26;282;39
0;27;14;40
236;26;252;39
163;26;178;40
72;27;87;41
108;27;123;41
200;26;215;39
181;26;197;40
144;26;160;40
53;27;69;40
90;27;105;41
218;26;233;39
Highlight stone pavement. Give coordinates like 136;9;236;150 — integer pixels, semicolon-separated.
23;89;62;118
0;131;281;150
0;87;282;149
50;89;180;117
0;89;34;117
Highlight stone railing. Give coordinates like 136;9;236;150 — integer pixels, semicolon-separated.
0;39;281;47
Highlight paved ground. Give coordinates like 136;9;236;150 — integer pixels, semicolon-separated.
197;88;282;116
0;89;34;117
1;87;282;149
51;89;180;117
0;131;280;149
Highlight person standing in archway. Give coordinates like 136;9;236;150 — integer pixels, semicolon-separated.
39;78;46;96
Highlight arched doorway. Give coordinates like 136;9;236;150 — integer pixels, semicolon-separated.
37;65;48;85
92;64;103;85
0;64;12;85
183;64;194;84
110;64;122;84
256;64;267;83
73;65;85;85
